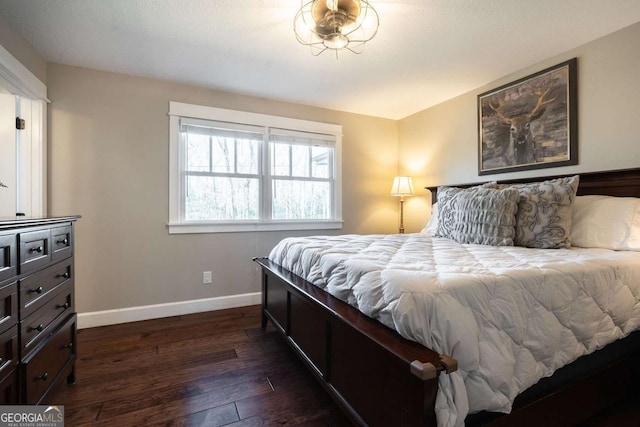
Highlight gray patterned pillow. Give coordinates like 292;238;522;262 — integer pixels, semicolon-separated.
435;182;496;239
505;176;580;249
452;187;519;246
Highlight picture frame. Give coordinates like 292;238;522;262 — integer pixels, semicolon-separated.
478;58;578;175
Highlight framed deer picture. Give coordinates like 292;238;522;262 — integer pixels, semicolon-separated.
478;58;578;175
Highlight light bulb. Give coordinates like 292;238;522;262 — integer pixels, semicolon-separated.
324;33;349;49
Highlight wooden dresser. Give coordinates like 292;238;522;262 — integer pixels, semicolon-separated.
0;216;79;404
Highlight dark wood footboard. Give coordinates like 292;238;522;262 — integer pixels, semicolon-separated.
254;257;457;427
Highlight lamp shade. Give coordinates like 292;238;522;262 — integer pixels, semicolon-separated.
390;176;414;196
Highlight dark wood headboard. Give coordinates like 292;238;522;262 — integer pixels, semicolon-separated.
426;168;640;204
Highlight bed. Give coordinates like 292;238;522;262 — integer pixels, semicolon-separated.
253;168;640;426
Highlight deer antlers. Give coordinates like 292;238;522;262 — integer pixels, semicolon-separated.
489;88;558;121
529;89;557;118
489;98;509;123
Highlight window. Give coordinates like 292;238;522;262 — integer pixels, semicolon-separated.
168;102;342;233
181;119;262;222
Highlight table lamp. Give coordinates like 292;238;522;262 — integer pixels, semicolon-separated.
390;176;414;233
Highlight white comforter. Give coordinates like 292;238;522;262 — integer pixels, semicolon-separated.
268;234;640;427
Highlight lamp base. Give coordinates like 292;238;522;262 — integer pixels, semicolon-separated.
399;198;405;234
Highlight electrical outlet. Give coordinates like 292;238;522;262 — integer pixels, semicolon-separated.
203;271;212;284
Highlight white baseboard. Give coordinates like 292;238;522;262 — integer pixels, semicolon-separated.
77;292;262;329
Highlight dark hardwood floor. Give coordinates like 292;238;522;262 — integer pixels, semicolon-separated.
52;305;349;426
50;305;640;426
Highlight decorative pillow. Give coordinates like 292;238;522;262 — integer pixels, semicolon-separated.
571;195;640;251
451;187;519;246
505;176;579;249
421;203;439;236
435;182;496;239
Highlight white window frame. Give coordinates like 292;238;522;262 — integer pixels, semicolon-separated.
168;102;343;234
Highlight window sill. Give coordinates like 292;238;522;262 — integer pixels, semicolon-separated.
167;220;343;234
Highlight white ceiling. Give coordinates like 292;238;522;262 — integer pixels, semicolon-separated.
1;0;639;119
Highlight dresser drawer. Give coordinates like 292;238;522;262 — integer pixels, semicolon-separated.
18;229;51;274
19;260;72;318
23;314;76;404
21;281;74;355
0;281;17;334
51;226;73;263
0;326;18;379
0;233;17;283
0;368;18;404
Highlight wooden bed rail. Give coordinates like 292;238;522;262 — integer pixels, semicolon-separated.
255;256;454;425
253;257;457;379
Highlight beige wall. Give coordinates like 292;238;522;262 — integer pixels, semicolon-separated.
398;22;640;233
0;13;46;83
47;64;399;313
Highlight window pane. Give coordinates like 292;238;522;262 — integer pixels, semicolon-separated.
236;138;260;175
271;143;290;176
272;180;331;220
186;134;210;172
186;175;259;221
291;145;310;177
311;146;330;178
211;137;236;173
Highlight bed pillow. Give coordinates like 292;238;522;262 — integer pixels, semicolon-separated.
421;203;439;236
435;182;496;239
502;175;579;249
571;195;640;251
451;187;519;246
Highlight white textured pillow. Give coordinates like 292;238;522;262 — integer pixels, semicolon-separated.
421;203;438;235
499;176;579;249
571;195;640;251
435;182;497;239
451;187;519;246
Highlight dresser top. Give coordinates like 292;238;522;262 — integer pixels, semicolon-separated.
0;215;80;230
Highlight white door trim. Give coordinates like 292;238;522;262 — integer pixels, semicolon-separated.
0;44;47;101
0;42;48;216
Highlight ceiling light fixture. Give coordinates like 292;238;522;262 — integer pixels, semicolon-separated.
294;0;379;57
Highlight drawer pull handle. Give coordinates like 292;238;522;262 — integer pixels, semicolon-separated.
57;272;70;279
58;302;70;310
36;373;48;381
57;238;69;245
29;246;44;254
30;286;44;294
34;324;44;332
63;343;73;350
